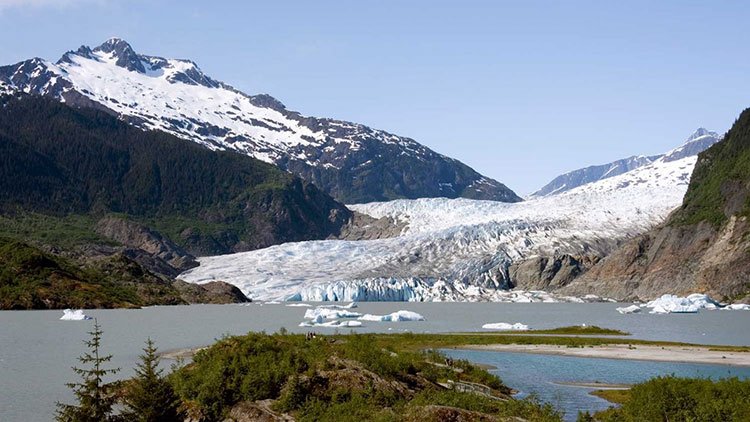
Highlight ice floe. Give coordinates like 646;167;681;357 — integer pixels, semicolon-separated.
724;303;750;311
616;305;642;314
318;302;358;309
358;310;425;322
60;309;92;321
644;294;720;314
299;319;363;328
286;303;312;307
303;308;362;320
481;322;530;330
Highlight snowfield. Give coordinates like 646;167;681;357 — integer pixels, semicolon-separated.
179;154;697;301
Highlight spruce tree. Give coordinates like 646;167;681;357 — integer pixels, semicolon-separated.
56;320;120;422
122;338;182;421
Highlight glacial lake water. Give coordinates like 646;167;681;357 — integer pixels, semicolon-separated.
443;349;750;421
1;302;749;421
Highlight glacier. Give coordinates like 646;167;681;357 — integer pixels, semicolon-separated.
179;153;697;302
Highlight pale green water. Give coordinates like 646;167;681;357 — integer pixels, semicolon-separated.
1;302;748;421
444;349;750;421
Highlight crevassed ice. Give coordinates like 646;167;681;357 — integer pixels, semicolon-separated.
179;157;696;302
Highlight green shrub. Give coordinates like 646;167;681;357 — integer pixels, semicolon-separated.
595;376;750;421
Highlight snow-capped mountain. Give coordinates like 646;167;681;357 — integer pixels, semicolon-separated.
530;128;720;198
0;38;520;204
179;149;698;301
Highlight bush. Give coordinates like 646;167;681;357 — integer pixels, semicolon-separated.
596;376;750;421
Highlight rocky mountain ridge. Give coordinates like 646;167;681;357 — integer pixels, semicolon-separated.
558;111;750;301
0;38;520;204
530;128;721;198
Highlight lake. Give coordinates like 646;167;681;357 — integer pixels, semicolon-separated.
443;349;750;421
1;302;748;421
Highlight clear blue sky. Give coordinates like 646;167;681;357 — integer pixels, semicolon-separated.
1;0;748;195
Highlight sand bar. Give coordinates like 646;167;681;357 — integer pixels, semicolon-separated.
459;344;750;366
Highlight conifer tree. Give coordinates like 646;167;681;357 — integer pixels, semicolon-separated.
56;320;120;422
122;338;182;421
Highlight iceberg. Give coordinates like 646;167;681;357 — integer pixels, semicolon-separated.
481;322;529;330
644;294;721;314
318;302;358;309
725;304;750;311
358;310;425;322
616;305;642;314
304;307;362;320
299;319;363;328
60;309;92;321
286;303;312;307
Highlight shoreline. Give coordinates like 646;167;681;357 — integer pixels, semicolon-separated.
456;343;750;366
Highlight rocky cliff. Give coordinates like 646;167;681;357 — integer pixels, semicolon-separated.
559;109;750;301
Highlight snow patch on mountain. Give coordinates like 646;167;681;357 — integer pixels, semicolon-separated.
530;129;720;198
0;38;519;203
179;155;697;301
0;80;16;96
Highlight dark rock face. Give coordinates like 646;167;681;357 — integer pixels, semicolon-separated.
558;217;750;301
508;254;601;291
0;38;521;204
95;216;197;273
336;211;407;240
558;113;750;301
172;280;250;304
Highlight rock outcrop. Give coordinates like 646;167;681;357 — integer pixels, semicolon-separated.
559;109;750;301
509;254;601;291
95;216;197;273
172;280;250;304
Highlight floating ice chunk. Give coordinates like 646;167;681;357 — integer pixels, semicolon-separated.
616;305;642;314
304;307;361;320
265;301;282;305
60;309;92;321
358;310;425;322
286;303;312;307
319;302;358;309
299;319;363;328
481;322;529;330
644;294;720;314
725;304;750;311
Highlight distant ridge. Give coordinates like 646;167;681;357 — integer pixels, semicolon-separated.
530;128;721;198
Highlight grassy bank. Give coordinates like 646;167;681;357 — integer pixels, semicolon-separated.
167;331;562;421
356;331;750;354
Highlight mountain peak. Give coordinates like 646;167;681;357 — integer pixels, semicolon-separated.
660;128;721;162
92;37;145;73
95;37;134;53
687;127;717;141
